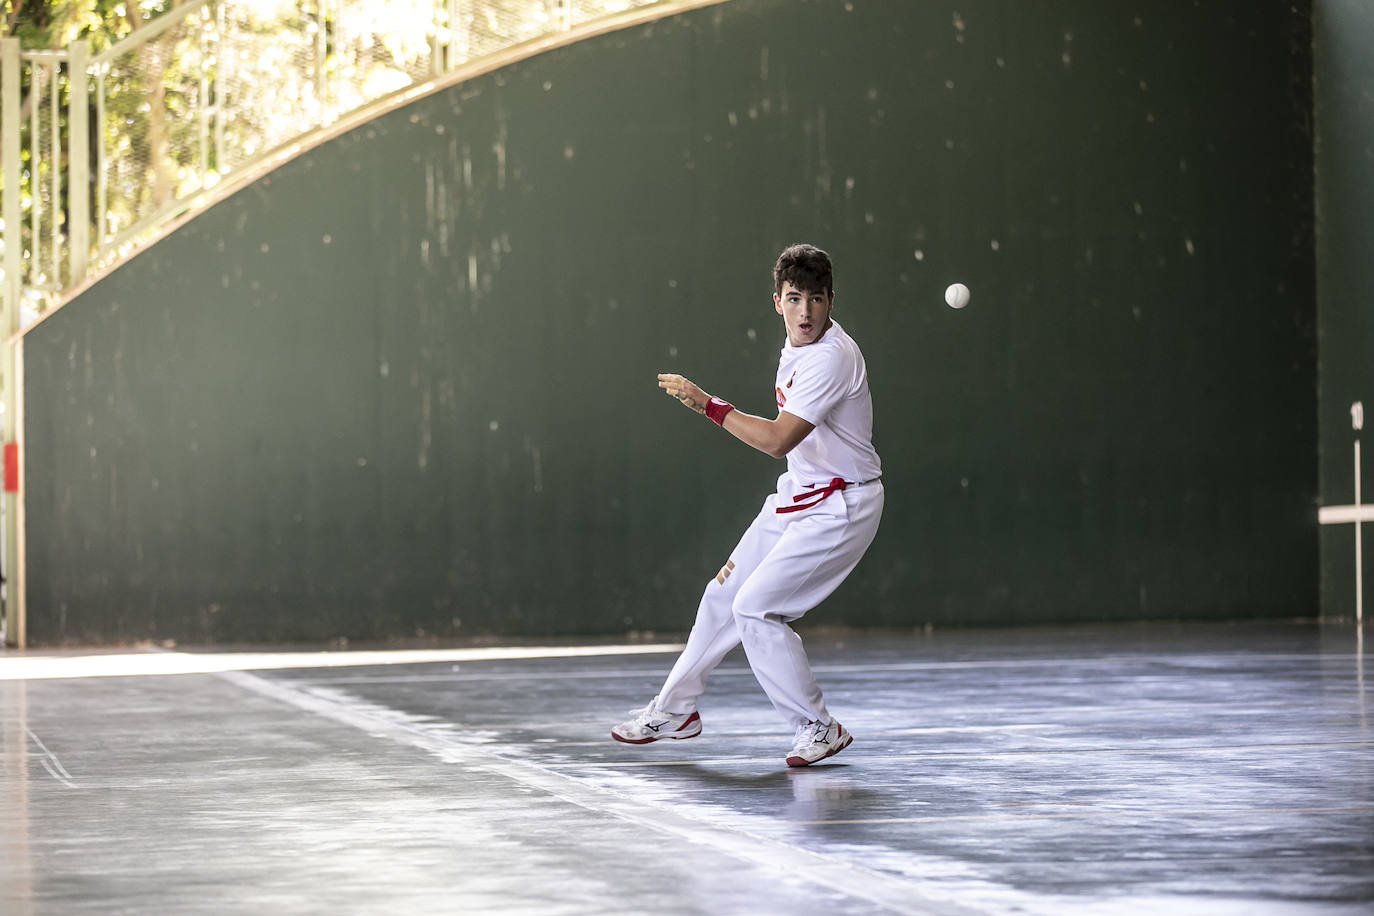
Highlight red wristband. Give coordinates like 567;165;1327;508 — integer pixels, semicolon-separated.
705;397;734;426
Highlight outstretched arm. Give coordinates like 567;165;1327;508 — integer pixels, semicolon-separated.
657;373;813;460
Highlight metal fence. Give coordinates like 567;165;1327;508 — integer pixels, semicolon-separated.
2;0;714;649
0;0;666;328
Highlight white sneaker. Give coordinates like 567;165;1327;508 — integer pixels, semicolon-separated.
610;701;702;744
786;719;852;767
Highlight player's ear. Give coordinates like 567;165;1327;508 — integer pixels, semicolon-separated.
773;292;783;315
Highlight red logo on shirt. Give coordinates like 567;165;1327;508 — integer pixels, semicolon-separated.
776;371;795;407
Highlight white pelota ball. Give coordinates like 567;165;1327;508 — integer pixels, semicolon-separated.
945;283;971;309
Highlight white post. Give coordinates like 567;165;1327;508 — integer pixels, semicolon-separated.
49;60;60;286
1354;401;1365;628
1357;439;1363;626
96;66;107;250
214;0;225;173
199;17;210;178
28;60;39;287
1;40;20;317
68;41;90;285
1;38;23;647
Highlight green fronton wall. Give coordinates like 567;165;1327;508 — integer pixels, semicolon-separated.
22;0;1319;645
1315;0;1374;621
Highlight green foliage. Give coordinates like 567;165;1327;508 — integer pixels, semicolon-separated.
3;0;606;299
2;2;192;51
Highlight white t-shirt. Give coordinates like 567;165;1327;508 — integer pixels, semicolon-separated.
774;319;882;486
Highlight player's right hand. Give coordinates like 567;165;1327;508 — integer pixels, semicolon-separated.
657;373;708;415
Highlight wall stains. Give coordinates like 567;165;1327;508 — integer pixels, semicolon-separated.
21;0;1317;645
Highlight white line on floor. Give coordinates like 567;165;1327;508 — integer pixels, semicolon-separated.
785;805;1374;826
548;739;1374;767
0;643;686;681
280;653;1369;686
218;668;987;916
26;727;78;788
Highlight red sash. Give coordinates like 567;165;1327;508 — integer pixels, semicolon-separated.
776;477;847;514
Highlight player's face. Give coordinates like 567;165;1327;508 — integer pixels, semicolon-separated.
774;281;833;347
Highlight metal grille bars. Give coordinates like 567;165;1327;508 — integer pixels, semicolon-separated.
0;0;703;648
1;0;670;329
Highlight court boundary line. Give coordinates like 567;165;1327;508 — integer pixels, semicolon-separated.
5;647;1362;683
217;667;989;916
545;738;1374;769
25;727;78;788
0;643;686;681
283;651;1370;687
782;805;1374;827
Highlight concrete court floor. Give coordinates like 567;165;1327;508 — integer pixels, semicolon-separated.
1;621;1370;915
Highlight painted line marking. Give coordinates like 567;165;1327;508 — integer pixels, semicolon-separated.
1319;505;1374;524
218;668;987;916
564;740;1374;769
0;643;686;681
286;652;1371;686
26;727;78;788
784;806;1374;826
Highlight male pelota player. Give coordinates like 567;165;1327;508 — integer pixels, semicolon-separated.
612;243;884;766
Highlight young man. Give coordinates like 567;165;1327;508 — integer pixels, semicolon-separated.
612;243;884;767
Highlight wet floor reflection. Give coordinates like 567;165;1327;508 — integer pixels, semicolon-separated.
2;621;1370;913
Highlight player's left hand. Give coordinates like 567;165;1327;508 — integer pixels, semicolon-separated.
657;373;708;415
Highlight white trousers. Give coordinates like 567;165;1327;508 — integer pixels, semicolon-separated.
655;475;884;729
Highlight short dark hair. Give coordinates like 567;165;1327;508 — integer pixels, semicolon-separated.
773;243;834;298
